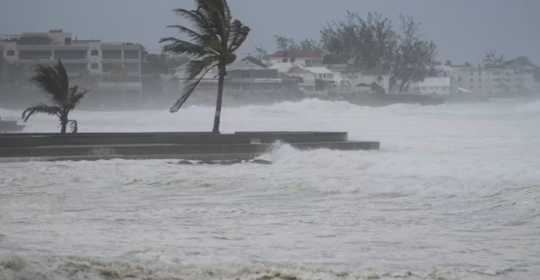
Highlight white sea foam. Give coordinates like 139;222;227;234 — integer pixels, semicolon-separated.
1;99;539;279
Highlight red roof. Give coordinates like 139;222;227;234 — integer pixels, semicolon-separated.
265;49;322;59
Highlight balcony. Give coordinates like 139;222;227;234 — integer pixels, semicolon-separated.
102;50;122;59
54;50;87;60
18;50;52;60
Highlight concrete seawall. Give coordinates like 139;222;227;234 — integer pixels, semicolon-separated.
0;132;380;161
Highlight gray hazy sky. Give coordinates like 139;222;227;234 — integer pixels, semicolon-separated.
1;0;539;65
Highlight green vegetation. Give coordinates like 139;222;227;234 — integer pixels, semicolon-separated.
22;60;89;133
160;0;251;133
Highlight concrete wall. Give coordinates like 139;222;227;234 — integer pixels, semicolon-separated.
0;133;250;148
0;141;380;160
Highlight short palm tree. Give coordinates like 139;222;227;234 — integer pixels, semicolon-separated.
22;60;89;133
160;0;251;133
109;64;127;89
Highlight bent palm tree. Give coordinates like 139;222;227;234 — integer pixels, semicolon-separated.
22;60;89;133
160;0;251;133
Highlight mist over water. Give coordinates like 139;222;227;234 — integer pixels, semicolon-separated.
1;100;540;279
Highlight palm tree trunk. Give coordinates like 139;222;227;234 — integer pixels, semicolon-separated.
212;64;226;133
60;113;68;134
60;122;67;134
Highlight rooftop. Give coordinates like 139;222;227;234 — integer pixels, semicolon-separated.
417;77;451;87
265;49;322;59
269;62;310;73
320;64;363;73
306;67;333;74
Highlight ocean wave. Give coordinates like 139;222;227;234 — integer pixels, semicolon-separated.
0;254;521;280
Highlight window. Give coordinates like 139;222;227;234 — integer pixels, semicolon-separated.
479;78;482;82
91;50;99;56
7;50;15;56
102;50;122;59
124;63;140;73
54;50;86;59
123;50;139;59
91;63;99;69
64;38;72;45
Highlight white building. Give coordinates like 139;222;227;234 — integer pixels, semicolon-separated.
306;67;353;94
270;62;317;93
0;30;143;95
437;62;537;97
264;50;323;67
322;64;363;88
409;77;456;96
357;69;390;94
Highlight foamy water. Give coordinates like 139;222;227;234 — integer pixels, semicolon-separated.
1;100;540;280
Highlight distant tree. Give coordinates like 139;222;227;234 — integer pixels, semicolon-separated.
23;59;42;74
160;0;251;133
0;58;8;88
321;12;436;92
338;79;351;92
320;12;397;71
142;52;189;75
315;78;326;91
22;60;89;133
464;62;472;67
444;60;452;66
4;62;24;88
109;64;127;89
274;36;324;54
298;38;325;54
274;35;297;51
75;69;100;92
388;16;437;92
322;54;340;64
252;45;268;62
484;49;504;64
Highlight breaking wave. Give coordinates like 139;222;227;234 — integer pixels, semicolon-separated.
1;99;540;279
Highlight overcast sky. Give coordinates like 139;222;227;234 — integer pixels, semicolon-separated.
1;0;539;65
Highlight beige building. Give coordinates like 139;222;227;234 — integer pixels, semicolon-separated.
0;30;143;95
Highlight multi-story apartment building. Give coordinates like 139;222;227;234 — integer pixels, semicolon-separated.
438;61;536;97
0;30;142;95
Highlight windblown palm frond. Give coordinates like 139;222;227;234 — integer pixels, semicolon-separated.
196;0;231;39
160;37;214;58
172;9;219;40
170;58;218;112
165;25;221;54
30;60;69;107
23;59;90;133
228;20;250;53
67;86;89;109
162;0;250;132
22;103;61;122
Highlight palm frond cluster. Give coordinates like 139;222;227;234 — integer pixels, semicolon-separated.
160;0;250;113
22;60;89;133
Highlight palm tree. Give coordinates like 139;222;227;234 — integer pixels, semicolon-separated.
109;64;127;89
160;0;251;133
22;60;89;133
75;69;100;91
22;59;42;74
